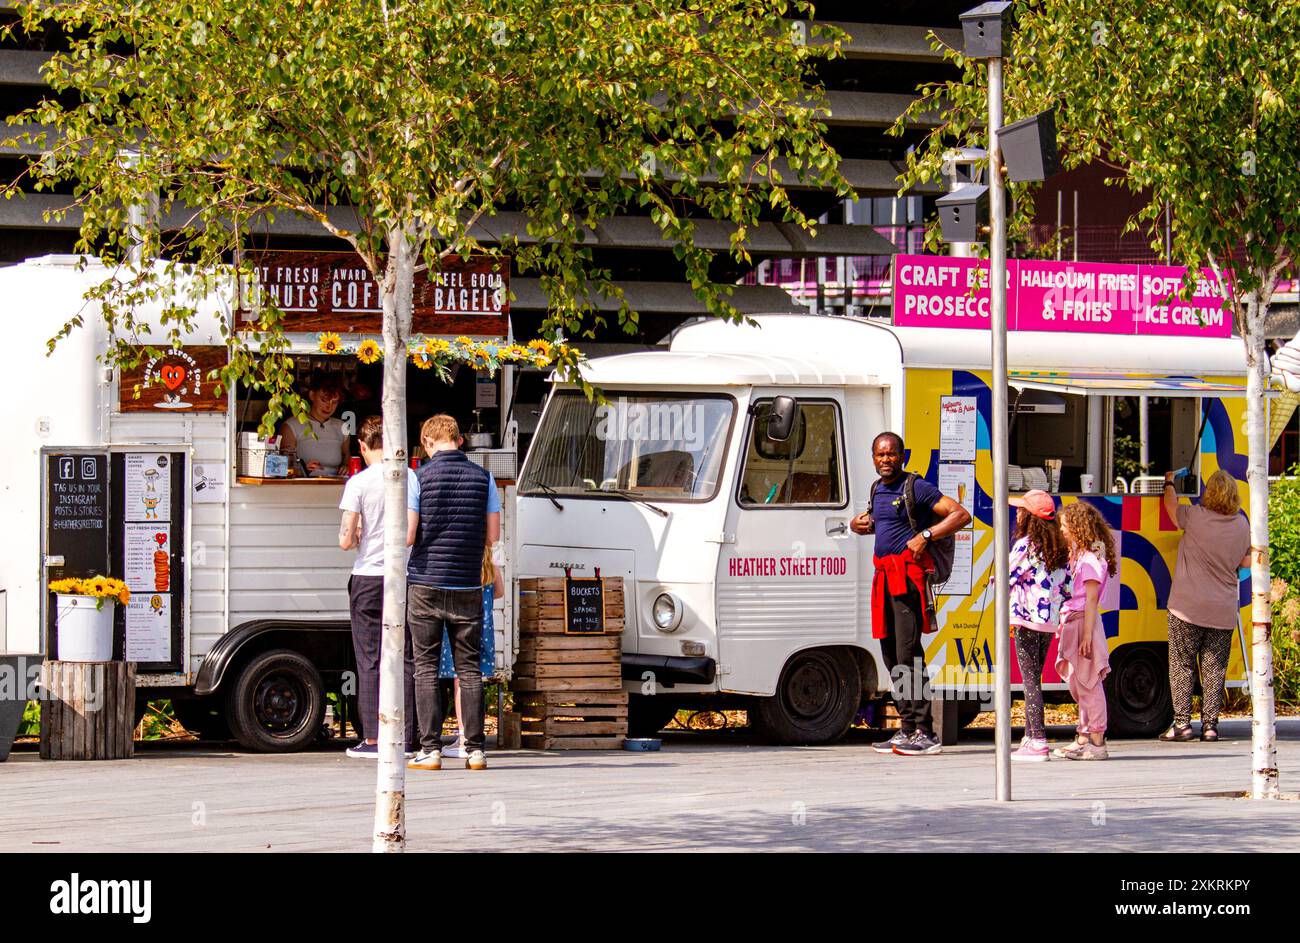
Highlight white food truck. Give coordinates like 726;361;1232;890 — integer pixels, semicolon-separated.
514;313;1254;742
1;255;521;751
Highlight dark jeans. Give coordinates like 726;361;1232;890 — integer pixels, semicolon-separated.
880;586;932;735
408;584;485;752
347;575;417;748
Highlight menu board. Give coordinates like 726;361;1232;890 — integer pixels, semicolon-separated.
110;451;186;671
124;523;171;593
937;462;976;524
564;577;606;635
124;592;171;663
939;396;979;461
124;453;172;522
935;529;975;597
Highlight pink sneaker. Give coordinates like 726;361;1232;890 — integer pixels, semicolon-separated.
1011;738;1049;763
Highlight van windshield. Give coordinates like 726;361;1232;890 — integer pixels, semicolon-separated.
520;391;734;501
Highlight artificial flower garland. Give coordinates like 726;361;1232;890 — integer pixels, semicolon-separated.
315;332;575;379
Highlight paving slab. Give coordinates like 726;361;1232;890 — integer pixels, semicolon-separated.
2;718;1298;852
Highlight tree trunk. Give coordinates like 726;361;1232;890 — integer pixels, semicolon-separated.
1244;282;1279;799
373;229;416;850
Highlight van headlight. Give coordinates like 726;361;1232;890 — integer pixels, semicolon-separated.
652;592;683;632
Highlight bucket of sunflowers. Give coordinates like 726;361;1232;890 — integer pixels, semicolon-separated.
47;576;130;661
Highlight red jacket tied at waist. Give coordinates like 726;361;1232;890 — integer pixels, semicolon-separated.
871;551;935;640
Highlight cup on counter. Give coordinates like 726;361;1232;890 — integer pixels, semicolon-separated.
1079;473;1096;493
348;456;363;476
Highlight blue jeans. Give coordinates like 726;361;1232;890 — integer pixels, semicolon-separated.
408;585;485;752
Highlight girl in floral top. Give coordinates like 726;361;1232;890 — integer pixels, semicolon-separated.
1007;490;1071;762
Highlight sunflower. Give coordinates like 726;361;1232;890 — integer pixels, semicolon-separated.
318;332;343;355
411;352;433;370
87;577;111;597
48;578;79;594
422;337;451;357
357;339;382;364
117;587;132;606
526;338;553;355
454;335;473;347
469;349;492;370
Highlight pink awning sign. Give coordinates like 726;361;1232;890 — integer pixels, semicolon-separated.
891;254;1232;338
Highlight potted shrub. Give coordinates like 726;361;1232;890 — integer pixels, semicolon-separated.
47;576;130;662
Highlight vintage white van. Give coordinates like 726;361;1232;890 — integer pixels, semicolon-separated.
514;314;1253;742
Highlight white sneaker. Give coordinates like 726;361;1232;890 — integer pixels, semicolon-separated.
407;749;442;771
443;738;466;759
466;749;487;771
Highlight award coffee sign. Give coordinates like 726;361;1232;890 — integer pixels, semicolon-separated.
118;345;229;413
238;251;510;337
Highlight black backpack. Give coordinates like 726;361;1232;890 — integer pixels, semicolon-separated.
870;472;955;585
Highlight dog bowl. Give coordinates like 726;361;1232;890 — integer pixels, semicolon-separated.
623;738;662;752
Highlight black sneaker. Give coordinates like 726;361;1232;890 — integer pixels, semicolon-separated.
872;730;910;754
893;730;942;756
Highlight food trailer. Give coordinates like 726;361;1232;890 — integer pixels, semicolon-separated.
1;253;520;752
514;256;1251;743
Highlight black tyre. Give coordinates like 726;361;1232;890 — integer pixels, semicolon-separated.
172;696;231;742
225;649;325;753
627;694;681;737
1105;644;1172;737
753;648;861;745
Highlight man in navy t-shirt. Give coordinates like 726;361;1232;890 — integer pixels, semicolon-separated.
851;431;970;756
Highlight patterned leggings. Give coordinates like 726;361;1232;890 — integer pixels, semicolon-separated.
1167;614;1234;729
1014;627;1053;741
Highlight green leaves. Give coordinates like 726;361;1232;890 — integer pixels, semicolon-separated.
15;0;847;375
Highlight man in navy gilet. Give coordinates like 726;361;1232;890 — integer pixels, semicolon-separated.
406;414;496;771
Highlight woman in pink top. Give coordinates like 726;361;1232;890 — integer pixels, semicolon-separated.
1054;502;1119;761
1159;469;1251;743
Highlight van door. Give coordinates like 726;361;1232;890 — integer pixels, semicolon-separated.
715;392;858;695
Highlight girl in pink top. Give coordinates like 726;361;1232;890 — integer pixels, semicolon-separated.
1055;502;1119;761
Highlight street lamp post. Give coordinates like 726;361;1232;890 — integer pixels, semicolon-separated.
941;5;1059;802
985;54;1012;803
957;1;1015;801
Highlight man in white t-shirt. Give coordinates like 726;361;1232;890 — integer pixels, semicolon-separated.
338;415;421;759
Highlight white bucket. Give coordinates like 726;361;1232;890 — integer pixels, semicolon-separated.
55;594;115;661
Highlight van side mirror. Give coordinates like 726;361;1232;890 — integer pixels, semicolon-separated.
766;396;798;442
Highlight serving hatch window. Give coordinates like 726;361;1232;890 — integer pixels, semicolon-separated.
520;391;734;501
1007;376;1224;494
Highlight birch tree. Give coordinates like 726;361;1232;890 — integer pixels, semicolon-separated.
895;0;1300;798
9;0;849;847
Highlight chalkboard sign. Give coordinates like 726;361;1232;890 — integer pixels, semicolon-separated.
564;576;606;635
44;452;110;657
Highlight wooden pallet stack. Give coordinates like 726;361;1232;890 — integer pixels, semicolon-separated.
514;577;628;750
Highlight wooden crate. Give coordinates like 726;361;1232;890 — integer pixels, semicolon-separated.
514;578;627;748
39;660;135;761
515;691;629;751
518;577;625;635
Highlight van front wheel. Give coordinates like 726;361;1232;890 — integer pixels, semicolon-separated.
752;648;860;745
